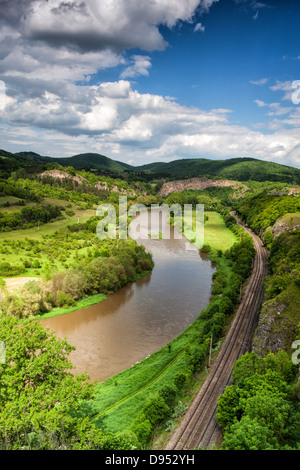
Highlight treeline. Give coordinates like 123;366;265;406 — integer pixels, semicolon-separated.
1;239;153;318
0;204;63;231
217;351;300;450
165;187;236;212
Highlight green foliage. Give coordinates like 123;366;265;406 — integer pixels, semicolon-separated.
0;315;134;449
237;193;300;234
0;204;63;231
0;261;26;276
142;395;169;427
217;352;300;450
135;157;300;184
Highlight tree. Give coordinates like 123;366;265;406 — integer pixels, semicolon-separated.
221;415;279;450
0;315;132;449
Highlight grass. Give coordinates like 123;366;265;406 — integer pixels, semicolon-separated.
39;294;107;320
182;210;238;251
82;319;205;433
203;211;238;251
38;270;152;319
0;198;95;241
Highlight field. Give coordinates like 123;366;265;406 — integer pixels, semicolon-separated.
0;196;98;282
0;196;96;241
84;317;209;434
204;211;238;251
184;210;238;251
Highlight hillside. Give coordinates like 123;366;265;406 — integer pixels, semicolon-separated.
135;157;300;184
1;149;300;184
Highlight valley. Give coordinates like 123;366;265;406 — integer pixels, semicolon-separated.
0;149;299;451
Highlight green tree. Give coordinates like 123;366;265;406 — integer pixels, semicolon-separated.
221;415;279;450
0;315;132;450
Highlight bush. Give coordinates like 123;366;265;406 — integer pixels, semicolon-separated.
159;385;177;408
142;396;169;427
130;415;153;447
56;290;75;308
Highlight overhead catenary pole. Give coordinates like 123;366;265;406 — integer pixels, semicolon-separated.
209;334;213;367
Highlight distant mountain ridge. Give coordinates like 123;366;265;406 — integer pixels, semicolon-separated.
1;149;300;184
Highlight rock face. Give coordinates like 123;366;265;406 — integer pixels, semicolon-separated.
40;170;87;185
94;181;136;196
271;216;300;239
159;177;242;197
251;296;298;357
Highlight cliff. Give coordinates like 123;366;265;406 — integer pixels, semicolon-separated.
159;177;243;197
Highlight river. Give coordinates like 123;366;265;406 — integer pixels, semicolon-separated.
41;209;215;382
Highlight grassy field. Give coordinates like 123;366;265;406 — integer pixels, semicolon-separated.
0;196;97;280
0;197;95;241
183;210;238;251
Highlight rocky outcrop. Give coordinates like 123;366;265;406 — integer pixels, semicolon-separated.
40;170;87;185
159;177;243;197
94;180;136;196
252;294;299;357
271;214;300;238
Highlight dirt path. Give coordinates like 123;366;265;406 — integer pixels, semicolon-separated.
3;277;39;293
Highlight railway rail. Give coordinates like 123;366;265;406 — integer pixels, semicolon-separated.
165;212;269;450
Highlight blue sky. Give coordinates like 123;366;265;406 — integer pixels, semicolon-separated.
0;0;300;168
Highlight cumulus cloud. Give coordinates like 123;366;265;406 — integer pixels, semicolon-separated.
2;78;300;168
13;0;206;53
0;0;299;169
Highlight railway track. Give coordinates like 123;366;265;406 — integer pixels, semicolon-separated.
165;212;269;450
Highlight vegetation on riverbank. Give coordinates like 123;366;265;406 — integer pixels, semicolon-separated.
77;214;255;449
0;151;299;450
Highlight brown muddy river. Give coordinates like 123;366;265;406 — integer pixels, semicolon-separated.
41;209;215;382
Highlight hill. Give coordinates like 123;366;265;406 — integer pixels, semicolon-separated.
1;149;300;184
135;157;300;184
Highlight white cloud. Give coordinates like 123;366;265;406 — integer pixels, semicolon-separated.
254;99;267;107
194;23;205;33
270;80;294;101
0;0;299;169
121;55;152;79
21;0;206;52
250;78;268;85
2;79;300;168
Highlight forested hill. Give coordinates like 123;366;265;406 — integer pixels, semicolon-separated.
135;157;300;184
1;149;300;184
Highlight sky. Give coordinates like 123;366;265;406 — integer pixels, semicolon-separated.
0;0;300;168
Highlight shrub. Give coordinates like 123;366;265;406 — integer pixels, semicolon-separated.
56;290;75;308
130;415;153;447
159;385;177;408
142;396;169;427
